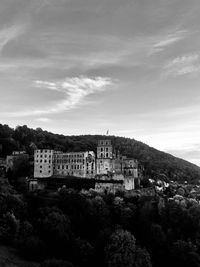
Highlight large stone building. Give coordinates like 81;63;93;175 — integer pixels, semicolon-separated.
33;139;143;191
34;149;95;178
53;151;95;178
34;149;54;178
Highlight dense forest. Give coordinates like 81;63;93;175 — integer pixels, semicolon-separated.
1;178;200;267
1;123;200;183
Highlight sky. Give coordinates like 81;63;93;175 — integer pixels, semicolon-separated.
0;0;200;165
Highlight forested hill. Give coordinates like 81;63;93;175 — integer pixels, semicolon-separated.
0;124;200;183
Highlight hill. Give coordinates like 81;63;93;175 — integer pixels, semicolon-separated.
0;124;200;183
0;245;39;267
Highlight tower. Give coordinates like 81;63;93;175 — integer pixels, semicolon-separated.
97;140;113;159
96;140;114;175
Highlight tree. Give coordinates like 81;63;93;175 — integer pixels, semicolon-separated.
0;212;19;244
37;207;72;258
171;240;200;267
105;229;136;267
134;247;152;267
40;259;74;267
73;238;94;267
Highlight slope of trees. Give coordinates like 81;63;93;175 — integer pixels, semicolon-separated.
1;180;200;267
0;123;200;182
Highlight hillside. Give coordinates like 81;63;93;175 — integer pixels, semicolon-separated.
0;124;200;183
0;245;39;267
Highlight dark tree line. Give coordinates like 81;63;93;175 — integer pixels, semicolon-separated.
1;175;200;267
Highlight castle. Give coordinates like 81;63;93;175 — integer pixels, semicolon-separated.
33;139;143;192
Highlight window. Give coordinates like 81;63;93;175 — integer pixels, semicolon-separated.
40;160;42;163
106;153;108;158
40;165;42;168
49;160;51;163
44;160;47;163
49;165;51;168
40;170;42;173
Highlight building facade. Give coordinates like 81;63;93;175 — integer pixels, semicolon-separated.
123;158;139;178
34;149;54;178
34;149;95;178
33;139;143;191
53;151;95;178
96;139;116;175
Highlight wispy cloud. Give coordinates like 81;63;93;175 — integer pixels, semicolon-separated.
163;53;200;77
150;30;187;55
5;76;113;117
0;24;26;53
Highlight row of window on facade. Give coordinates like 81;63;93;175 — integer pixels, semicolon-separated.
100;153;110;158
36;154;52;158
55;165;84;170
36;160;52;163
54;170;93;175
54;159;85;164
54;153;85;158
99;147;110;152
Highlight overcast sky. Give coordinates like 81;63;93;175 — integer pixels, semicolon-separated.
0;0;200;165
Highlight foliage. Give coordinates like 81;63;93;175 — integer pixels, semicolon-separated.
105;229;137;267
40;259;74;267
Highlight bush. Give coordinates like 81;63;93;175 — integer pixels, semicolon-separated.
40;259;74;267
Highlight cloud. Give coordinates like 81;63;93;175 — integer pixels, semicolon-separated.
150;30;187;55
35;117;51;122
163;53;200;77
0;24;26;53
167;146;200;166
5;76;113;117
